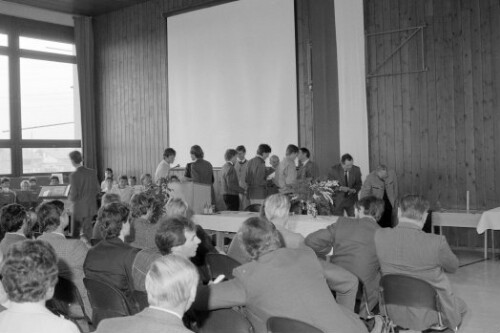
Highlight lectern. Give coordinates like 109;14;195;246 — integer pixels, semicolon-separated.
168;182;211;214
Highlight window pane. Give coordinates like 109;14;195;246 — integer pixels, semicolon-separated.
22;148;81;174
0;56;8;139
0;149;11;175
0;33;7;47
19;36;75;56
20;58;81;140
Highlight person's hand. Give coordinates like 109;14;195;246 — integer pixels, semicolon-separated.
339;186;349;192
348;188;356;195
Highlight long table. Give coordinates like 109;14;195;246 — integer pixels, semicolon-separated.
193;212;338;248
477;207;500;259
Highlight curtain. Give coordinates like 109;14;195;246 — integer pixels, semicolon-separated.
74;16;98;170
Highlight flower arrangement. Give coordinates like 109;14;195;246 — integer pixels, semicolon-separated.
141;177;172;222
291;179;340;216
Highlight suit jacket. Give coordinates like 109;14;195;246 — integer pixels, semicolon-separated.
96;307;193;333
0;233;26;255
38;232;91;316
305;216;381;312
234;159;249;189
275;158;297;193
220;162;245;195
374;222;466;331
195;247;367;333
84;238;140;310
69;166;99;223
328;164;362;207
190;159;214;185
360;170;398;206
245;156;272;200
297;160;317;181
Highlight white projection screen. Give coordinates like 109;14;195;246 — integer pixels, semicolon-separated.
167;0;298;167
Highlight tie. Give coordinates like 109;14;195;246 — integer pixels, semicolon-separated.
344;171;349;187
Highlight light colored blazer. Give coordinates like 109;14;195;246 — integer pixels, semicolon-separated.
360;170;398;206
96;307;193;333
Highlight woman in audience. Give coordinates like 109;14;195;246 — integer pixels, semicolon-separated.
194;217;368;333
109;175;135;203
140;173;153;189
100;167;117;192
0;240;80;333
36;200;92;317
92;193;122;243
128;192;162;249
0;204;31;255
20;180;30;191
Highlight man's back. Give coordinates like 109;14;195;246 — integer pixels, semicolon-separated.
191;159;213;185
69;166;99;204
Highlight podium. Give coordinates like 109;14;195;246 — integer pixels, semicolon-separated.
169;182;212;214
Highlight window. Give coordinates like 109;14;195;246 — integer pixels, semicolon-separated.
0;16;80;177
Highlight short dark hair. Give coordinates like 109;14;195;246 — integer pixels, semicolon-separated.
128;176;137;181
105;168;113;173
1;177;10;184
299;147;310;158
69;151;83;164
190;145;204;159
256;144;272;156
29;177;37;182
224;149;237;161
98;202;130;239
1;240;58;303
155;216;196;255
235;145;246;153
0;204;27;233
119;175;128;181
36;202;63;232
341;153;353;163
163;148;176;158
238;217;282;260
285;144;299;156
356;196;385;221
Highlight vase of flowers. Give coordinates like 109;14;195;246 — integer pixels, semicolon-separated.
291;179;340;217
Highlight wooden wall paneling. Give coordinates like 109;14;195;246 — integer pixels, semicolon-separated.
383;0;395;172
491;0;500;210
375;0;387;169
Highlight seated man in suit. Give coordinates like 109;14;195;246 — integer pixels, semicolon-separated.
96;255;198;333
221;149;246;211
0;204;30;255
37;200;91;317
195;217;368;333
228;194;359;312
305;196;385;317
0;240;79;333
84;202;140;312
0;177;16;208
329;154;362;217
375;195;466;332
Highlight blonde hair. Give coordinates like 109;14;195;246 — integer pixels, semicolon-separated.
264;194;290;222
165;198;193;219
145;255;199;308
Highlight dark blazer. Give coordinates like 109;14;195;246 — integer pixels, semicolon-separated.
84;237;140;310
297;160;317;181
190;159;214;185
245;156;272;200
96;307;193;333
305;216;381;314
195;247;367;333
328;164;362;206
69;166;99;236
220;162;245;195
374;222;466;331
0;233;26;255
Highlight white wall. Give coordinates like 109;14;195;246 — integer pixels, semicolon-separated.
0;0;74;26
334;0;370;178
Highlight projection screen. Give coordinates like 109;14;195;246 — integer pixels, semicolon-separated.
167;0;297;167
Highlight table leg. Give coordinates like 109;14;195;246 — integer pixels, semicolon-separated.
492;230;495;260
216;231;224;251
484;230;488;260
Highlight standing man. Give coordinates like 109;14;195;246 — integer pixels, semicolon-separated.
360;165;398;228
155;148;176;183
297;147;317;182
234;145;249;210
245;144;273;205
221;149;246;211
276;144;299;194
328;154;362;217
69;151;99;240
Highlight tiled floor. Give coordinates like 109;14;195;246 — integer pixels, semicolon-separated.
448;251;500;333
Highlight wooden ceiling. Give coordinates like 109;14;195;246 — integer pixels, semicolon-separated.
1;0;151;16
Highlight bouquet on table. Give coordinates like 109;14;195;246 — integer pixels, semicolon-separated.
291;179;340;217
141;177;172;222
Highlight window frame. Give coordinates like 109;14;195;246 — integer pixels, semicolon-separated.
0;14;80;177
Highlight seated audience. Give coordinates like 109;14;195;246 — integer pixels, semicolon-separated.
374;195;467;331
49;175;60;186
29;176;38;189
92;192;122;243
128;192;162;249
16;180;38;210
221;149;245;211
275;144;299;194
306;196;385;317
20;180;30;191
194;217;368;333
227;194;359;311
0;251;9;311
0;240;79;333
0;177;16;208
100;168;117;192
109;175;135;203
84;202;140;311
36;201;91;316
0;204;30;254
96;255;198;333
140;173;153;189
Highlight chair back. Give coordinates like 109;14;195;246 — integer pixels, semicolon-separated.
267;317;324;333
206;253;241;280
83;278;132;325
380;274;438;310
245;204;262;212
199;309;253;333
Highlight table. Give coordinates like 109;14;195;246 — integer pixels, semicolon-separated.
431;211;487;259
193;211;338;248
477;207;500;259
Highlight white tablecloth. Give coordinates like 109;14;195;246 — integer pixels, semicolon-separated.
193;211;338;237
477;207;500;234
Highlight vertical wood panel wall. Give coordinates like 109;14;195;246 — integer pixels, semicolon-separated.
94;0;339;181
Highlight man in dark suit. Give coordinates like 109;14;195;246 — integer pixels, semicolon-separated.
245;144;273;205
69;151;99;239
328;153;362;216
297;147;317;181
305;196;385;318
374;195;466;331
221;149;246;211
96;255;197;333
